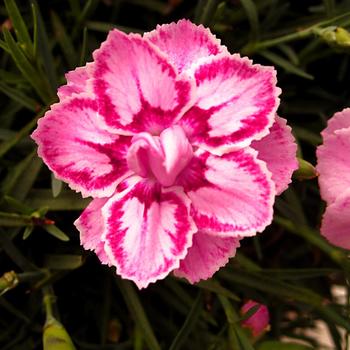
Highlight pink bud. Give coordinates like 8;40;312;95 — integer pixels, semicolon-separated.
240;300;270;338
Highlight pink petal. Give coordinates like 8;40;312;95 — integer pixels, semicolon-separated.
177;148;275;237
321;108;350;139
251;116;298;195
241;300;270;338
74;198;111;265
144;19;226;74
127;125;193;187
316;127;350;204
57;62;94;101
174;231;240;283
102;176;197;289
32;95;132;198
320;190;350;250
92;29;194;135
179;53;280;155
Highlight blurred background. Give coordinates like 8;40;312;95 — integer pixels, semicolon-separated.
1;0;350;349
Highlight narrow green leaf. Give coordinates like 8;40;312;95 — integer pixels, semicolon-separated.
51;174;63;198
51;11;77;68
25;189;90;211
30;1;58;94
0;81;37;111
4;0;34;57
0;212;32;227
72;0;99;38
240;0;260;41
0;106;46;158
86;21;143;34
169;292;203;350
196;279;240;301
22;225;34;240
323;0;335;16
195;0;220;25
43;225;70;242
3;28;51;103
44;254;83;270
115;279;161;350
79;27;88;66
259;50;314;79
0;39;10;53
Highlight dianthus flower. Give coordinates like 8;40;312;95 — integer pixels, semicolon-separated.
241;300;270;338
317;108;350;249
32;20;297;288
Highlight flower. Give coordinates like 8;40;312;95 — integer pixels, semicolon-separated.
317;108;350;249
32;20;297;288
241;300;270;338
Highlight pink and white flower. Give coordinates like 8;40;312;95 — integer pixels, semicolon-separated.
32;20;297;288
241;300;270;338
317;108;350;249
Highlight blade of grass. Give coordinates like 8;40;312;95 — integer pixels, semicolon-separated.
51;11;77;68
4;0;34;57
169;292;203;350
0;81;37;111
115;278;161;350
259;50;314;79
240;0;260;41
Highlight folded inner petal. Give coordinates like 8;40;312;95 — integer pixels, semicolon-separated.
174;231;240;283
321;190;350;250
252;116;298;195
321;108;350;139
177;148;275;236
58;62;94;101
92;29;194;135
179;54;280;155
75;198;111;265
32;95;132;198
102;176;197;289
144;19;226;74
317;127;350;204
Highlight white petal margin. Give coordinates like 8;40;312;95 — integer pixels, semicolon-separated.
74;198;111;265
174;231;240;283
101;176;197;289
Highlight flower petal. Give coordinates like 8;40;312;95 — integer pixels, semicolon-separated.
144;19;226;74
102;176;197;289
177;148;275;236
57;62;94;101
179;54;280;155
32;96;132;198
321;108;350;139
74;198;111;265
174;231;240;283
316;127;350;204
92;29;194;135
251;116;298;195
321;190;350;250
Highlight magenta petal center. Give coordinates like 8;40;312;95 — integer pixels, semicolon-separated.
127;125;193;187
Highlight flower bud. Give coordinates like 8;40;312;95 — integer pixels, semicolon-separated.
43;316;76;350
240;300;270;338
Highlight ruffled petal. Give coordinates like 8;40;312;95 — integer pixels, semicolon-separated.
144;19;226;74
321;108;350;139
74;198;111;265
179;53;280;155
321;190;350;250
177;148;275;237
316;127;350;204
57;62;94;101
32;95;132;198
102;176;197;289
92;29;194;135
251;116;298;195
174;231;240;283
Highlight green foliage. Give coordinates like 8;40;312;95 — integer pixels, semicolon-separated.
1;0;350;349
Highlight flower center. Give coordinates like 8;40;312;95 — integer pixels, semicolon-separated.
127;125;193;187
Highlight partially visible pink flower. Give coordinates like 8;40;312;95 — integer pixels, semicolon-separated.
241;300;270;338
317;108;350;249
32;20;297;288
